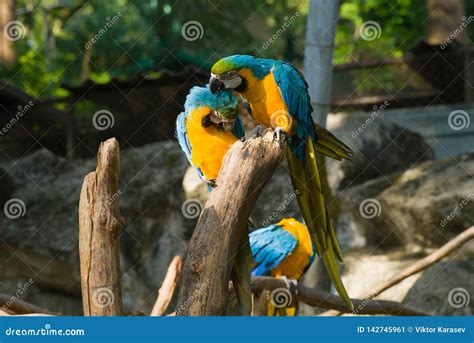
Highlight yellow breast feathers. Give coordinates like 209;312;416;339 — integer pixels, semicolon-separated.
186;107;238;180
239;68;295;134
271;218;314;280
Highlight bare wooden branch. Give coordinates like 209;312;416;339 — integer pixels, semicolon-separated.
177;131;287;316
321;226;474;316
79;138;124;316
251;277;430;316
0;294;58;315
151;256;182;316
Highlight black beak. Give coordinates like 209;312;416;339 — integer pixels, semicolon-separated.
209;75;225;93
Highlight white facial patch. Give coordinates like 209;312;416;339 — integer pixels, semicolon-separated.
223;77;242;89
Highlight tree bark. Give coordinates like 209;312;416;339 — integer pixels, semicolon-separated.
79;138;124;316
177;131;286;316
0;0;16;65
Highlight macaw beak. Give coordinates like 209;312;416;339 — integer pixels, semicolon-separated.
209;74;225;93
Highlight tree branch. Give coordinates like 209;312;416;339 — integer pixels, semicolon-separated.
0;294;58;315
79;138;124;316
321;226;474;316
151;256;182;316
251;277;430;316
177;131;287;316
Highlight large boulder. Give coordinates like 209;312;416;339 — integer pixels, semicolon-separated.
341;152;474;247
326;112;434;192
341;251;473;316
0;141;191;314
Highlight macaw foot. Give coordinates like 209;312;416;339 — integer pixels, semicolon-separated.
239;136;246;142
279;275;298;290
273;127;290;142
252;125;264;138
206;179;217;188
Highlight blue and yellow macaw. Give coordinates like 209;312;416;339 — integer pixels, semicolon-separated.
210;55;354;309
176;85;245;186
250;218;314;316
176;85;252;315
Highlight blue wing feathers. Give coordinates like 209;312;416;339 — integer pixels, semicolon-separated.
176;112;205;180
272;61;316;160
249;225;298;276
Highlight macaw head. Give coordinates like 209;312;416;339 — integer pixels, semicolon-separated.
184;85;240;130
209;55;258;93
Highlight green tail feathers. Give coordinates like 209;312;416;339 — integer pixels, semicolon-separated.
231;234;253;315
287;140;354;310
314;124;354;161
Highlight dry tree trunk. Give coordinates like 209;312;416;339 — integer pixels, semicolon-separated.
177;131;287;316
79;138;124;316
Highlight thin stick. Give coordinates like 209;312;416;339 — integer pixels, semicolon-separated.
79;138;124;316
321;226;474;316
251;276;430;316
0;294;58;315
151;256;182;316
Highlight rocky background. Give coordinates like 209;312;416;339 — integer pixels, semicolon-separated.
0;113;472;316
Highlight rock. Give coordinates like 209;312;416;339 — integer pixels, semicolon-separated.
341;250;473;316
326;112;434;192
0;141;191;314
341;152;474;247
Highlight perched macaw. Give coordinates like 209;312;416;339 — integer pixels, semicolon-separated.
250;218;314;316
176;85;252;315
209;55;354;309
176;85;245;186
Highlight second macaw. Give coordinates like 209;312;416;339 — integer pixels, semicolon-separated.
176;85;252;315
250;218;314;316
209;55;354;309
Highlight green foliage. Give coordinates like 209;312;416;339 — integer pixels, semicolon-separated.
335;0;426;64
2;0;469;99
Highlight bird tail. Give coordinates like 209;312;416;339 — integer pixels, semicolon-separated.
286;139;353;310
231;233;253;315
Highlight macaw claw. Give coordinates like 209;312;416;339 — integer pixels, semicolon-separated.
273;127;290;142
206;179;217;188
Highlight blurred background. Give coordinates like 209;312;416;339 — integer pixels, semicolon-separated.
0;0;472;316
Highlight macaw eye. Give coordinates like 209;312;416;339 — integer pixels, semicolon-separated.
227;71;238;78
